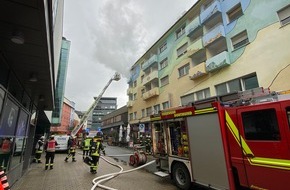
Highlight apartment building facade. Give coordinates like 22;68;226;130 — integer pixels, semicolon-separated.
127;0;290;134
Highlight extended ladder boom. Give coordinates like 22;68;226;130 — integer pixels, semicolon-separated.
71;72;121;136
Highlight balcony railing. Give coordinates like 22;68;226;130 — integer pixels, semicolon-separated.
187;38;204;58
203;24;225;47
189;62;207;80
206;51;230;72
143;87;159;100
127;87;134;95
141;70;158;86
186;16;201;37
200;0;222;24
142;54;158;70
127;100;134;108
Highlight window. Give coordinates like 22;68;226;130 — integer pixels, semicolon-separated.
153;104;160;114
133;81;137;87
133;93;137;100
159;42;167;53
162;101;169;109
227;3;243;23
195;88;210;100
160;75;169;86
141;88;145;96
146;107;152;117
216;83;228;96
178;63;190;77
216;75;259;95
231;30;249;50
133;112;137;120
160;58;168;70
243;75;259;90
277;4;290;26
129;113;133;121
176;25;186;39
228;79;241;92
142;109;145;118
141;75;144;83
242;109;280;140
177;43;188;58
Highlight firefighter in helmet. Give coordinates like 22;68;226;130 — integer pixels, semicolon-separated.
145;134;152;155
44;135;58;170
82;134;92;160
89;132;105;174
33;136;45;163
65;135;77;162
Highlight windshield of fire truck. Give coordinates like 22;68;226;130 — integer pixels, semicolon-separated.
242;108;280;141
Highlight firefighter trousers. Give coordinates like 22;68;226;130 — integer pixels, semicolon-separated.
45;152;55;170
90;155;100;173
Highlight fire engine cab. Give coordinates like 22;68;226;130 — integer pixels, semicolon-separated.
151;87;290;190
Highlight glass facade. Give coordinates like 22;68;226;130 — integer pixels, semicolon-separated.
91;97;117;131
51;38;71;125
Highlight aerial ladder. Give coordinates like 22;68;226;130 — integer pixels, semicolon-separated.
70;72;121;137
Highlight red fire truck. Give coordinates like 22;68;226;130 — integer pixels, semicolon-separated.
151;87;290;190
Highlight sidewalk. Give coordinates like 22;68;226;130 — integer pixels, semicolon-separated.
11;146;160;190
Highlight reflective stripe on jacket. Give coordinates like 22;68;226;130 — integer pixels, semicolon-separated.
46;140;56;152
83;139;91;150
91;141;102;156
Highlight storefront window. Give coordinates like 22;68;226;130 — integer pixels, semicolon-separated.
0;97;29;171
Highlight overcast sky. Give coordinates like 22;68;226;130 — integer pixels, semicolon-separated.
63;0;197;111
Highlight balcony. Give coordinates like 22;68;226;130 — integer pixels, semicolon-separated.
141;70;158;86
142;54;158;71
200;0;222;24
186;16;201;37
189;62;207;80
206;51;230;72
143;87;159;100
187;38;204;58
127;100;134;108
127;87;134;95
203;24;225;47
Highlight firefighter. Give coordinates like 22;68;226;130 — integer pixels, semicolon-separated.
33;136;44;163
82;136;92;160
89;133;105;174
145;134;152;154
44;135;58;170
0;138;12;172
64;136;77;162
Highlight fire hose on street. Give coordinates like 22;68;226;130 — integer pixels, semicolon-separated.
91;155;156;190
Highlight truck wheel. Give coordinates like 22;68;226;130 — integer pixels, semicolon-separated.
172;163;191;190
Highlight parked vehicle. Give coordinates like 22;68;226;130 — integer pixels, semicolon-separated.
54;135;70;152
151;87;290;190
